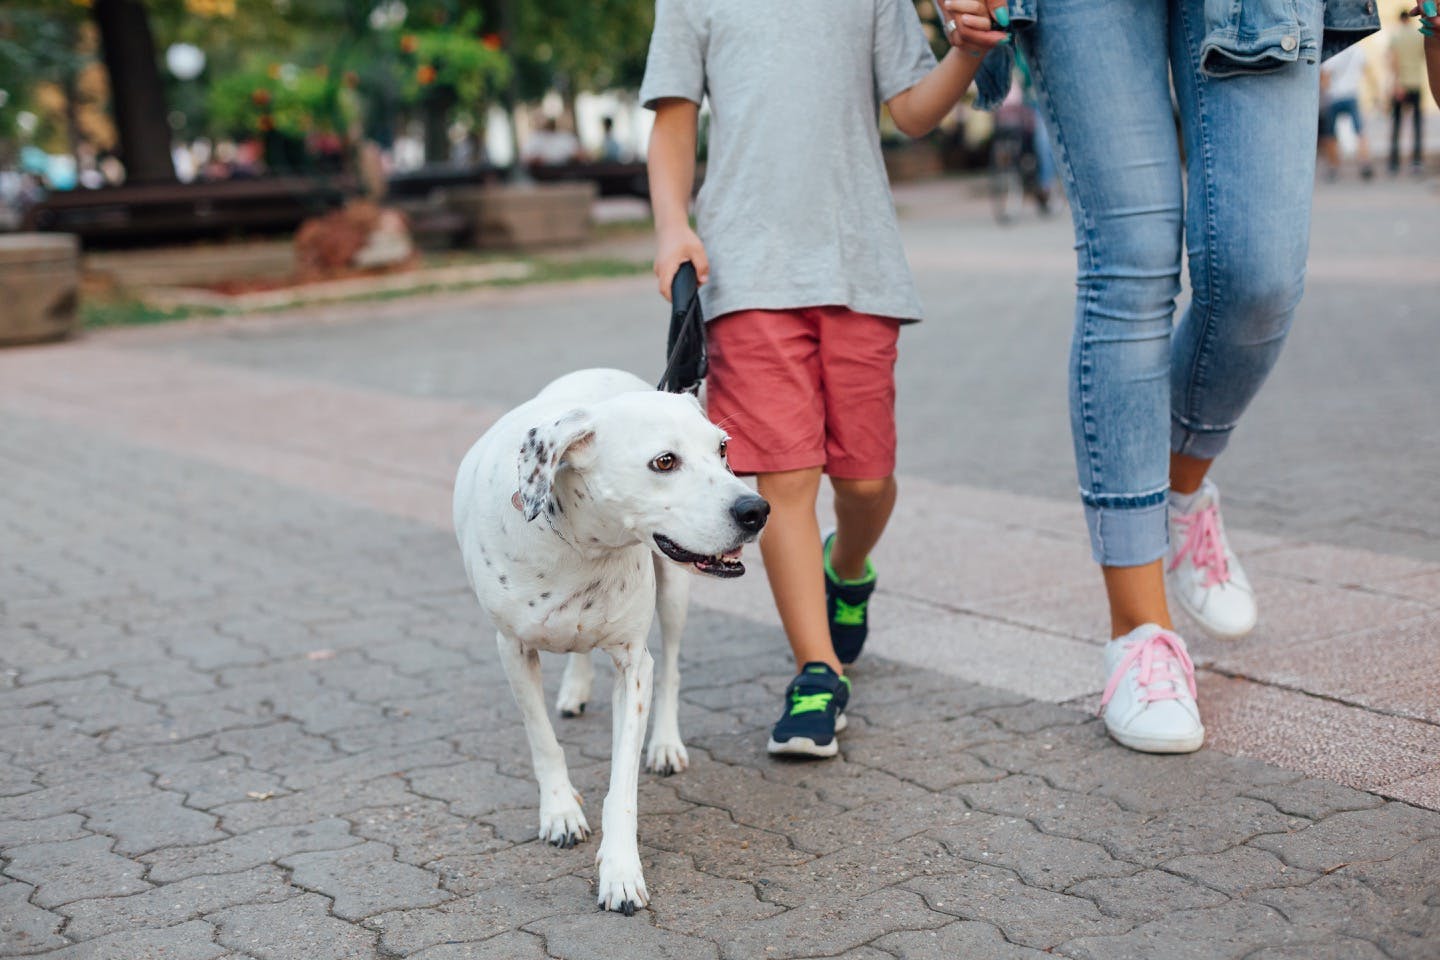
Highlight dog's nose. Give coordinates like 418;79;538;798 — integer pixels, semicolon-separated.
730;495;770;533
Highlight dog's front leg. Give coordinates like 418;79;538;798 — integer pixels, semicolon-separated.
495;631;589;847
646;556;689;775
595;642;653;914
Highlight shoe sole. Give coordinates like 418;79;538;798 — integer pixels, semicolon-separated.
1166;579;1258;641
767;736;839;758
1105;724;1206;754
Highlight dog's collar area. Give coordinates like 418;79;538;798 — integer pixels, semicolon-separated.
653;534;746;578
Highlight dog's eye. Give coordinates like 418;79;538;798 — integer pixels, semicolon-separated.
718;439;728;459
650;453;679;473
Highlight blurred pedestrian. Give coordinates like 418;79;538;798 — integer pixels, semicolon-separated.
600;117;625;163
1390;9;1428;174
1320;43;1375;180
523;118;579;166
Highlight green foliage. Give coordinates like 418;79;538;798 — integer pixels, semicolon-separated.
0;5;89;142
396;11;510;106
511;0;654;99
207;62;354;138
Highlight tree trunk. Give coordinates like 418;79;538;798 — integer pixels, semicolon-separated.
422;88;456;165
92;0;176;184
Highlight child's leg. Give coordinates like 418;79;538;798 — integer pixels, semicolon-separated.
755;467;840;674
817;308;902;583
705;308;835;671
829;476;897;581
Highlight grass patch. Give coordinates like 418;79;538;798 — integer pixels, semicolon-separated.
82;300;224;330
81;255;649;330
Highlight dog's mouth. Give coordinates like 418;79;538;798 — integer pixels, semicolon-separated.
653;534;746;578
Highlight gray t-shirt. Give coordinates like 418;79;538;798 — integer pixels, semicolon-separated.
640;0;935;323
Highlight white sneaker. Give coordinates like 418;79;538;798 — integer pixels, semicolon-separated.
1166;479;1257;639
1099;624;1204;754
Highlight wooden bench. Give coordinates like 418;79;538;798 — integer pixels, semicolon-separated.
23;177;352;248
528;161;651;201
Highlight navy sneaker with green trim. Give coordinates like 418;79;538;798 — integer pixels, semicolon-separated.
767;662;850;758
824;533;878;665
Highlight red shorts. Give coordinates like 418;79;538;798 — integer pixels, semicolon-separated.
706;306;901;480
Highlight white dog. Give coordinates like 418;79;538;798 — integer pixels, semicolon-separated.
453;368;768;914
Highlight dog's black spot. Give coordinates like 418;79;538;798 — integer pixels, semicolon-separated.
537;572;544;580
540;591;551;599
528;427;537;439
528;600;536;608
498;575;508;586
548;502;557;516
583;600;594;610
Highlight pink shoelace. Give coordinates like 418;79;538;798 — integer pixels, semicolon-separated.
1098;629;1198;714
1169;501;1231;588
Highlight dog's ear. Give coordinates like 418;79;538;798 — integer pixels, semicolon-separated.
516;409;595;522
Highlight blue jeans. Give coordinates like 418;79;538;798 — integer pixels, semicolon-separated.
1018;0;1321;567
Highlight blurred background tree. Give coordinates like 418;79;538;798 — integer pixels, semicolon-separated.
1;0;657;186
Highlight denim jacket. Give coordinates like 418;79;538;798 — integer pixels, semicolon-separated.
974;0;1381;108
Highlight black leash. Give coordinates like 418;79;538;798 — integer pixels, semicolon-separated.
657;261;707;394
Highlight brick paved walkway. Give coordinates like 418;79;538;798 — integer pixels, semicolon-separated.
3;329;1437;959
3;176;1439;957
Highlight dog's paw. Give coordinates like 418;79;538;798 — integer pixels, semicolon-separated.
645;738;689;776
595;842;649;915
538;795;590;848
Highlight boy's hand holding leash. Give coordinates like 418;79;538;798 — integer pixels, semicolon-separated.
655;224;709;304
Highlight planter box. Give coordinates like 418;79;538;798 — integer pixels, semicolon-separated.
84;239;295;292
0;234;80;347
450;182;597;251
883;142;945;183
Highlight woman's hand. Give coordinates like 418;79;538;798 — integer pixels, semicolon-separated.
654;226;709;303
942;0;1010;56
1411;2;1440;110
1412;1;1438;32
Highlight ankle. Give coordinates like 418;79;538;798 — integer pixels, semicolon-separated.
829;552;870;582
796;653;843;675
1110;613;1172;639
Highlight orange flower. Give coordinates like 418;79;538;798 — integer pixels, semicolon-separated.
266;62;282;79
251;88;272;106
343;71;360;88
400;34;418;53
416;64;437;85
257;115;274;132
482;33;502;51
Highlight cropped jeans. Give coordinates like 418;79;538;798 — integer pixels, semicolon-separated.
1017;0;1321;567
